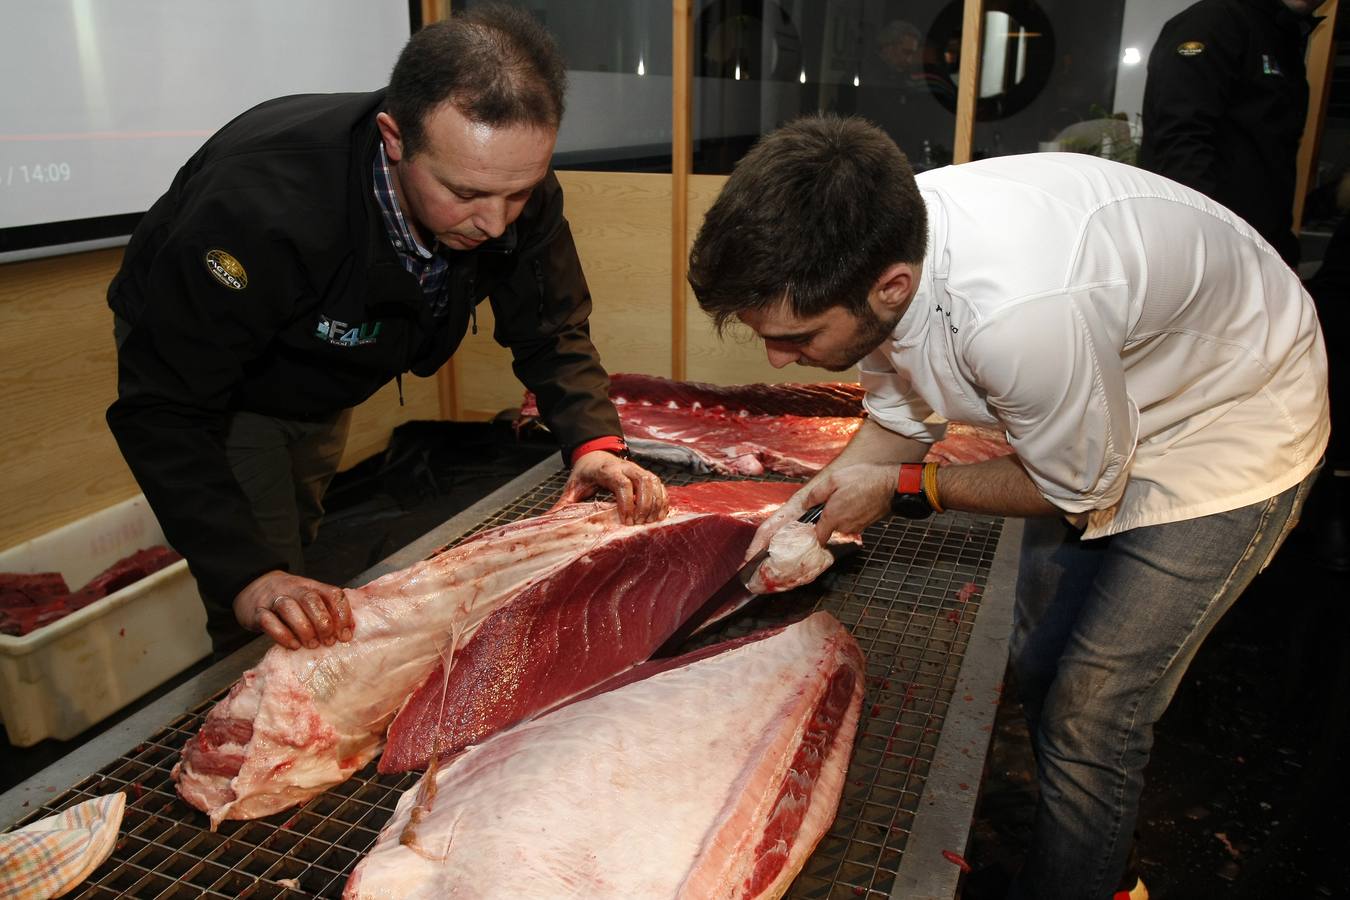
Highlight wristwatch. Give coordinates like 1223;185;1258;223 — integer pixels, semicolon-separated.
569;435;630;465
891;463;935;519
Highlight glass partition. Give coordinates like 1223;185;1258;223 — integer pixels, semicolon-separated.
966;0;1131;161
460;0;674;172
692;1;959;174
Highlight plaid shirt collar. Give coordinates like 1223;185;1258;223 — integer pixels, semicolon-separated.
373;141;435;260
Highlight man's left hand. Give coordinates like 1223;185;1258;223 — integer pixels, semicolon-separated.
551;452;669;525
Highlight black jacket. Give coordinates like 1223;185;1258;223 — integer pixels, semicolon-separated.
107;90;621;604
1139;0;1318;265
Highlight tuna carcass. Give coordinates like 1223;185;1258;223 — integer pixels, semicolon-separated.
344;611;866;900
173;482;817;827
598;374;865;477
520;374;1015;476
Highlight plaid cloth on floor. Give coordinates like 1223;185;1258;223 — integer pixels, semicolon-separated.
0;792;125;899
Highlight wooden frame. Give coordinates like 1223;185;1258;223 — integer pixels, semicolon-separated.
953;0;985;165
672;0;693;381
419;0;450;25
1295;0;1340;232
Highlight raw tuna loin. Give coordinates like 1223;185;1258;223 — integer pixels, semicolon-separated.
344;611;866;900
379;481;805;772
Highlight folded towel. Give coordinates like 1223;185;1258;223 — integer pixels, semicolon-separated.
0;792;126;899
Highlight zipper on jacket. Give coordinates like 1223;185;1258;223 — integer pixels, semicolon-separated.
395;373;405;407
533;259;545;316
468;271;478;334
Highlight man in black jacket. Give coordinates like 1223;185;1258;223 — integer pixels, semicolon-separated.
1139;0;1327;266
107;6;667;651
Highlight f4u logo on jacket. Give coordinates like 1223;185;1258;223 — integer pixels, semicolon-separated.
316;316;381;347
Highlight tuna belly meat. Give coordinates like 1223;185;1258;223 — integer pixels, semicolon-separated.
172;502;627;828
174;482;797;826
344;611;866;900
378;480;801;773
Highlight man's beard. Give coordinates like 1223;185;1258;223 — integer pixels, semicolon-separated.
818;304;903;371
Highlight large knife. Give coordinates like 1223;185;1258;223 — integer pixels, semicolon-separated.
652;503;825;658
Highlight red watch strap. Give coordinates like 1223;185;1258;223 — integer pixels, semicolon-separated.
570;435;628;465
897;463;925;495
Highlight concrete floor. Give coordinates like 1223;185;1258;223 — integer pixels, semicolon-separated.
963;506;1350;898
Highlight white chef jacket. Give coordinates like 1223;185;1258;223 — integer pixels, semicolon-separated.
861;153;1329;538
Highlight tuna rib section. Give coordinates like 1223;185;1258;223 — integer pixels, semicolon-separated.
611;375;864;477
173;481;797;827
344;611;866;900
521;374;1014;476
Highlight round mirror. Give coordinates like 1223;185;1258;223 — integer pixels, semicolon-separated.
925;0;1055;119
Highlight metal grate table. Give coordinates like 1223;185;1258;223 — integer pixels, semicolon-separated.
1;459;1019;899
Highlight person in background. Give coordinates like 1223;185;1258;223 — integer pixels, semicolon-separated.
106;5;667;652
1141;0;1345;570
688;116;1328;900
1139;0;1329;267
859;20;952;171
874;20;926;90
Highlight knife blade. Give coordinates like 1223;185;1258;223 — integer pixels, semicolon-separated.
652;503;825;658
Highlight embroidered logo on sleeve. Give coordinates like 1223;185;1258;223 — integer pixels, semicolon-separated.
1262;53;1284;76
204;249;248;290
1176;41;1205;57
316;315;382;347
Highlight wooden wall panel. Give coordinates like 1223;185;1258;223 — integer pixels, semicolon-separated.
682;174;850;387
0;250;139;551
0;250;439;551
455;170;674;418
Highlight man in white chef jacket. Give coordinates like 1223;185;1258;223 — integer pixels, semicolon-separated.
688;115;1329;900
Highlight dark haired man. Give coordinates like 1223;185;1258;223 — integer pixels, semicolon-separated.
690;115;1328;900
107;5;667;653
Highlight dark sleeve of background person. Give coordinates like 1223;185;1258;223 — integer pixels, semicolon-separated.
1139;4;1241;201
1139;0;1312;267
1305;214;1349;467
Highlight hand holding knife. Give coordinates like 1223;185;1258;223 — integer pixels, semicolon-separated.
652;503;828;658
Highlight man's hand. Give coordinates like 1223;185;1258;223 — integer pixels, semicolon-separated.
744;463;897;562
233;570;354;651
551;452;669;525
799;463;898;543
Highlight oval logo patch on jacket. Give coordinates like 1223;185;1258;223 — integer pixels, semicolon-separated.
1176;41;1205;57
204;249;248;290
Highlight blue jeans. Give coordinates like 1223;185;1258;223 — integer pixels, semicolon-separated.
1008;472;1316;900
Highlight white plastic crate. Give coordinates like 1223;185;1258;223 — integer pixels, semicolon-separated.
0;495;211;746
